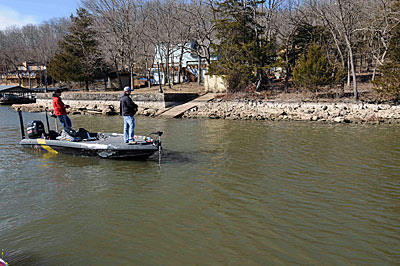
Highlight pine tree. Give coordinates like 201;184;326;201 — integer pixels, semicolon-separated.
48;8;103;90
208;0;276;92
293;44;338;91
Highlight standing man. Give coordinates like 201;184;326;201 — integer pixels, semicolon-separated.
52;89;72;129
120;86;138;144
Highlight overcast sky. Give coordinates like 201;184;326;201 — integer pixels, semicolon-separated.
0;0;80;29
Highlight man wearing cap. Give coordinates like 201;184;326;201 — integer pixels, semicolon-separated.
52;89;72;129
120;86;138;144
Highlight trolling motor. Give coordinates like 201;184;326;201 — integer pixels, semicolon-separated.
151;131;163;164
151;131;163;148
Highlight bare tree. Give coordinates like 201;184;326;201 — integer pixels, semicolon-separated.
308;0;371;100
0;19;70;89
83;0;148;90
0;27;29;86
185;0;218;84
261;0;285;42
365;0;400;80
37;19;71;89
145;0;182;88
275;0;305;91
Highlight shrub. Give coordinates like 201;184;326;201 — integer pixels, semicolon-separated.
293;44;337;92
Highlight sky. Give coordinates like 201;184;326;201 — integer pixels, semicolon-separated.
0;0;80;30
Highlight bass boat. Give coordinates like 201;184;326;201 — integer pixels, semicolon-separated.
17;109;162;160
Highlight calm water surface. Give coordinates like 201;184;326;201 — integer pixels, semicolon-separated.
0;105;399;265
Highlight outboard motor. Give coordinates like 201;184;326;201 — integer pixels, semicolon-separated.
27;120;45;139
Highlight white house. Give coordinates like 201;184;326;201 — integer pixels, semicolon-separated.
151;42;217;85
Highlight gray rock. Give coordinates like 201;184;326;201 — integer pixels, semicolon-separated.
333;117;344;123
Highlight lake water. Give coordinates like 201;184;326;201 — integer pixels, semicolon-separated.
0;105;399;265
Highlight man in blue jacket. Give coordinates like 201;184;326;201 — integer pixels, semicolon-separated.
120;86;138;144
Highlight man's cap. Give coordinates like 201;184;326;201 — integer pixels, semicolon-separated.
124;86;132;92
55;89;63;93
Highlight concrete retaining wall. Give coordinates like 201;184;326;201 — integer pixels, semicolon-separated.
204;75;227;93
36;92;199;110
17;92;199;116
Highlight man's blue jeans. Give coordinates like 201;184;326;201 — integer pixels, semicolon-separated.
123;116;135;142
58;114;72;129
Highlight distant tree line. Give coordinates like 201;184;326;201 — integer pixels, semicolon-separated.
0;0;399;99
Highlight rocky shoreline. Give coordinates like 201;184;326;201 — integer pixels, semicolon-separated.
182;99;400;124
12;96;400;124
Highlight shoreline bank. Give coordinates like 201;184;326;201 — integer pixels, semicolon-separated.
182;99;400;124
11;92;400;124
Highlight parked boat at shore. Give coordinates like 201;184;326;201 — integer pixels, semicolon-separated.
0;85;36;105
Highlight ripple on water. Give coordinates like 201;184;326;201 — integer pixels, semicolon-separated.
1;110;400;265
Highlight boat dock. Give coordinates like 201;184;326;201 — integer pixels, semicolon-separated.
157;93;217;118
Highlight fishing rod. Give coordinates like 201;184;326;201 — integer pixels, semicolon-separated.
45;107;51;134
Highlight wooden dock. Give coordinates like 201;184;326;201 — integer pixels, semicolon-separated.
157;93;217;118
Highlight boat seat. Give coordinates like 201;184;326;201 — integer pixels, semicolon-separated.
76;128;98;141
45;130;59;140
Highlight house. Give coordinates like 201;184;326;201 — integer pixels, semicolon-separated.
0;62;48;88
151;42;218;85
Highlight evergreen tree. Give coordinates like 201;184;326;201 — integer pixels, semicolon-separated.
208;0;276;92
289;23;330;73
293;44;338;91
373;2;400;100
48;8;103;90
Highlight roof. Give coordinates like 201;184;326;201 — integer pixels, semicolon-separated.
31;87;57;92
0;85;33;93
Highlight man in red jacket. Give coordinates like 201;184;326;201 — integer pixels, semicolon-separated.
52;89;71;129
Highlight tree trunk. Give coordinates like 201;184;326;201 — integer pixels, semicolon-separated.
171;59;175;85
284;41;290;92
166;46;171;88
45;67;48;92
347;60;351;88
130;67;134;91
344;35;358;100
372;67;377;81
85;79;89;90
197;56;201;85
178;45;184;84
117;72;122;90
146;60;151;88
